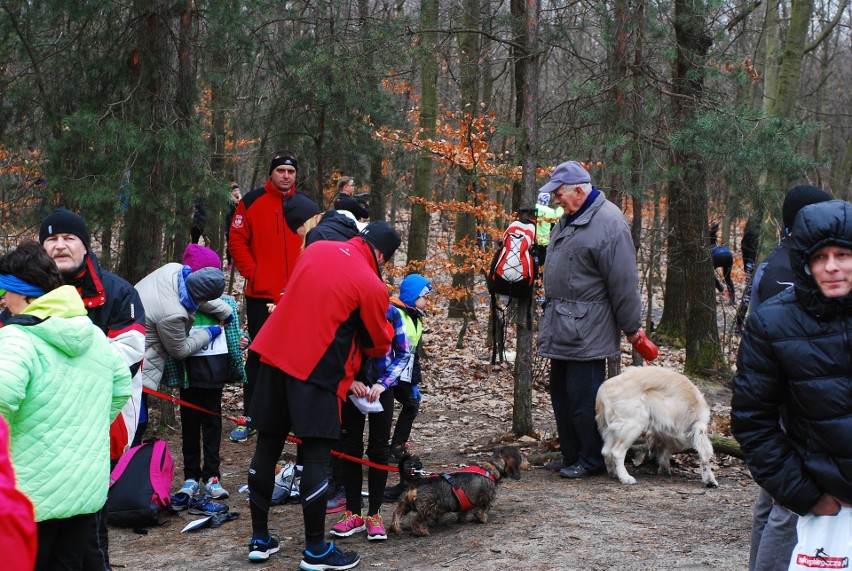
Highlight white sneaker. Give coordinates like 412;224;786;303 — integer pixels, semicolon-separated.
178;478;200;496
204;477;229;499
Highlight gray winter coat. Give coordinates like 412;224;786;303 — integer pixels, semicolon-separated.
135;263;232;389
537;192;642;360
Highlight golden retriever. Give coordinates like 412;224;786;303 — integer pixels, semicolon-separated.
595;367;718;487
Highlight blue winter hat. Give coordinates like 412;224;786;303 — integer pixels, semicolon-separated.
399;274;432;308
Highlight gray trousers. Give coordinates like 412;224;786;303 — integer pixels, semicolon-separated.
750;487;798;571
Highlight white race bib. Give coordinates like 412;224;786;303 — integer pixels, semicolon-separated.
190;326;228;357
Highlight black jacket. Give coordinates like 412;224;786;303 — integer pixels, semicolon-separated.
304;210;360;246
731;200;852;515
754;239;795;305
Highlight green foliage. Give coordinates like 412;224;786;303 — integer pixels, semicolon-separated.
667;107;817;207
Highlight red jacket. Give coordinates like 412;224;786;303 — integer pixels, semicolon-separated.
251;237;393;401
0;417;36;571
229;179;304;299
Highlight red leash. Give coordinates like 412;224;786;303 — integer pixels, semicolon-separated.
142;386;398;472
143;387;246;424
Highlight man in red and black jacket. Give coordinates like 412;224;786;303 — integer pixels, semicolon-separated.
0;207;146;571
228;150;305;441
243;221;401;569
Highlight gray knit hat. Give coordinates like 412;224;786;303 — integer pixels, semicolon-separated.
186;267;225;303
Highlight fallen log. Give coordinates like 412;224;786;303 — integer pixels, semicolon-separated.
710;435;743;459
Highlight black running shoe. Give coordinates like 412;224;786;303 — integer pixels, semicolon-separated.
247;534;280;562
299;543;360;570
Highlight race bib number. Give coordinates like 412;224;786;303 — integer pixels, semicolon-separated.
190;326;228;357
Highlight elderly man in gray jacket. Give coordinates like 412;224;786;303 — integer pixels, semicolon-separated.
537;160;646;479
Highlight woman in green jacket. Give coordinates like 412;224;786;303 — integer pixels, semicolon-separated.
0;241;131;571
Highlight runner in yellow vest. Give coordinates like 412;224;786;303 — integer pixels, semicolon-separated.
384;274;433;502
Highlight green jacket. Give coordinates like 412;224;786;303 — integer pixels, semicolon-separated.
0;285;131;521
535;204;563;246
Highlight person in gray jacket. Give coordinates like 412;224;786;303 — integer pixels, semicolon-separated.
537;160;646;479
135;264;232;391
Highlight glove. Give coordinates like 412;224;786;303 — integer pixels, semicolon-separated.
205;326;223;342
411;385;422;403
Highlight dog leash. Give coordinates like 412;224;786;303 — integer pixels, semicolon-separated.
142;386;398;473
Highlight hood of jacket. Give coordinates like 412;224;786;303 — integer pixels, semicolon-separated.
789;200;852;318
398;274;432;308
11;285;92;358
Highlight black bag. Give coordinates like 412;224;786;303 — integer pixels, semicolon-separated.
107;440;173;528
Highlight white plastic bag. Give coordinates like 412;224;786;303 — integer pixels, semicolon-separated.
788;506;852;570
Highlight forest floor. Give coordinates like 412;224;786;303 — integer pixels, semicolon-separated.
108;300;757;571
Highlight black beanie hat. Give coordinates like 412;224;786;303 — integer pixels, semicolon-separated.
39;208;90;249
269;151;298;176
186;267;226;303
783;185;831;232
333;195;369;220
283;194;322;232
360;221;401;261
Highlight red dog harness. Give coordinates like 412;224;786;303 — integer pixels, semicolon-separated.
439;466;497;512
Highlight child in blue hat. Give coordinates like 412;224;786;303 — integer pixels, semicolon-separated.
383;274;433;502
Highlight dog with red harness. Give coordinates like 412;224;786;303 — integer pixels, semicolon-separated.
390;446;524;536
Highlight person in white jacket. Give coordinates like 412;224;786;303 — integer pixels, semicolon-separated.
135;264;231;392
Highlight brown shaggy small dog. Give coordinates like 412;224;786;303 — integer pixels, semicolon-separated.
390;446;523;536
595;366;719;487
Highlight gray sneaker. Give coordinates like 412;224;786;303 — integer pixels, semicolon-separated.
177;478;200;496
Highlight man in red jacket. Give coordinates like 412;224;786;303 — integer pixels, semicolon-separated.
228;150;305;441
243;221;400;571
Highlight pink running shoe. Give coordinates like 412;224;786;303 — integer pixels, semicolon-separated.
365;514;387;541
330;510;365;537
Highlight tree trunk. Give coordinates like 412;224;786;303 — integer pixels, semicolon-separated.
406;0;439;265
667;0;724;377
120;1;168;284
511;0;539;437
447;0;479;321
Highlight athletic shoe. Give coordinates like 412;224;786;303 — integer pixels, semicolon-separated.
247;534;280;562
365;514;387;541
230;423;257;442
329;510;365;537
177;478;201;496
204;477;229;499
170;492;191;511
299;543;360;571
188;495;230;516
544;458;567;472
326;485;347;514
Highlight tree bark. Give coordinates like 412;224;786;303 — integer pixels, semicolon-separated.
406;0;439;265
511;0;539;437
664;0;725;377
447;0;480;321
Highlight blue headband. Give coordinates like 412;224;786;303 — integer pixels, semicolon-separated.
0;274;46;297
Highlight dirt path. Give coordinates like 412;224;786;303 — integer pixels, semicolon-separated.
108;319;757;570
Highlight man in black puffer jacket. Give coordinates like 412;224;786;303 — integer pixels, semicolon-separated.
732;200;852;566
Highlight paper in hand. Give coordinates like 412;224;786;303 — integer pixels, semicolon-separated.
349;394;384;414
